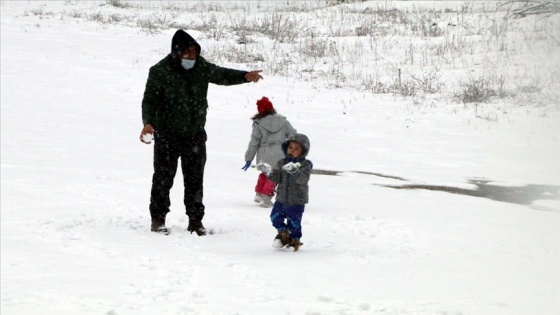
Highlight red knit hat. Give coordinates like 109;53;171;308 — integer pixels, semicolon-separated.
256;97;274;114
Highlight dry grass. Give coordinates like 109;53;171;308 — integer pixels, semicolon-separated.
41;0;560;109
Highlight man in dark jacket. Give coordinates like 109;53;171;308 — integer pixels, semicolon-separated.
140;29;263;236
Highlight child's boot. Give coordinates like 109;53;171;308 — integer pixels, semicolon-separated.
272;229;290;248
260;194;274;208
254;192;263;203
288;238;303;251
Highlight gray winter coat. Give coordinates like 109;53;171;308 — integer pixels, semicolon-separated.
244;114;296;165
268;134;312;206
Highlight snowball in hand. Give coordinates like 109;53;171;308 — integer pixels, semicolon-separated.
282;162;301;172
142;133;153;143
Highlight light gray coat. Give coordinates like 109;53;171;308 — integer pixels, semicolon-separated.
244;114;296;165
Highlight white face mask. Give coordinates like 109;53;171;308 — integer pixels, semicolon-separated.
181;59;196;70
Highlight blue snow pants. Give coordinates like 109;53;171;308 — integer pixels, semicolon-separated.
270;201;305;240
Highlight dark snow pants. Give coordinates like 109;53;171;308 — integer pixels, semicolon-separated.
270;201;305;240
149;131;207;221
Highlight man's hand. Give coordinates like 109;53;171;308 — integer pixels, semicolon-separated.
245;70;263;83
140;124;154;144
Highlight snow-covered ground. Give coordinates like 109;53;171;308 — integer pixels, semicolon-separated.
1;1;559;314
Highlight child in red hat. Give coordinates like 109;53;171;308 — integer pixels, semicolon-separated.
242;97;297;207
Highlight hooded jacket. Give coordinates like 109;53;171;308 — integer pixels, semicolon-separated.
268;134;313;206
244;114;297;166
142;30;250;137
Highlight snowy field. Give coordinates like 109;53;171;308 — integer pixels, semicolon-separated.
1;1;559;314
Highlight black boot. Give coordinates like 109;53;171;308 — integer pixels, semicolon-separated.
187;218;206;236
151;217;169;235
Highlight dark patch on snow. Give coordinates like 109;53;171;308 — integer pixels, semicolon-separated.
311;169;340;176
380;178;560;208
311;169;406;181
352;171;407;181
312;169;559;209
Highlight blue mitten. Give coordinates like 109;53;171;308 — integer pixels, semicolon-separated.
241;161;251;171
